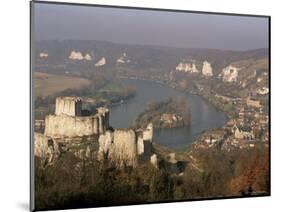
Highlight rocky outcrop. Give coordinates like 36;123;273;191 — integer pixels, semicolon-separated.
219;65;240;82
84;53;92;61
95;57;106;67
202;61;213;77
117;58;125;64
116;52;130;64
34;133;60;164
176;61;199;73
176;60;214;77
69;51;84;60
69;51;92;61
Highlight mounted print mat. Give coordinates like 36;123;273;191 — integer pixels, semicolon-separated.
30;1;270;211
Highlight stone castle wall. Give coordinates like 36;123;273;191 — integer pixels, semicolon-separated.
98;129;138;168
109;129;138;168
98;124;153;168
44;97;109;138
44;114;99;138
142;123;153;141
44;111;110;138
136;125;153;157
36;96;154;168
44;97;110;138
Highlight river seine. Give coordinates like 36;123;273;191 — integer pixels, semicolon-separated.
110;78;227;149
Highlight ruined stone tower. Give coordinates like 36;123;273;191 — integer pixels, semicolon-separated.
44;97;109;138
98;124;154;168
55;96;82;116
35;96;155;168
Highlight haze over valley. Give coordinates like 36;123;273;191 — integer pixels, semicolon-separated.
32;3;269;210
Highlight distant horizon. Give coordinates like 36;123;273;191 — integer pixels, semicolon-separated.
35;38;269;52
33;2;269;51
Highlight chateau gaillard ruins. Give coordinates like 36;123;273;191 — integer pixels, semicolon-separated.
34;96;155;168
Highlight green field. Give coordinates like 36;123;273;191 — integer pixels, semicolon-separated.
34;72;90;97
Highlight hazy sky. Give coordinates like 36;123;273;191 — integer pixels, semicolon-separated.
33;2;269;51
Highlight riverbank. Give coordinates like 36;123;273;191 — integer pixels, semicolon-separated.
118;75;229;118
111;77;227;150
135;98;191;129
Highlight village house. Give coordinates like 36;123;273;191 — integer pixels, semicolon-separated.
233;124;255;140
246;97;262;108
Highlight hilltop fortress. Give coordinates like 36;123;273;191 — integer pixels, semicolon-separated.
44;97;109;138
35;96;155;167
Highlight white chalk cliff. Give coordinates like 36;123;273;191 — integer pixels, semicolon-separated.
84;53;92;61
39;52;48;58
116;52;130;64
69;51;84;60
69;51;92;61
220;65;240;82
95;57;106;67
176;62;199;73
202;61;213;77
117;57;125;64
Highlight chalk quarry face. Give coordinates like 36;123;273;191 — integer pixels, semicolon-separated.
202;61;213;77
35;96;155;168
175;60;214;77
69;51;92;61
220;65;240;82
176;61;199;73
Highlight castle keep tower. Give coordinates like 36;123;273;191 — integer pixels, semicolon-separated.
44;97;109;138
55;97;82;116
